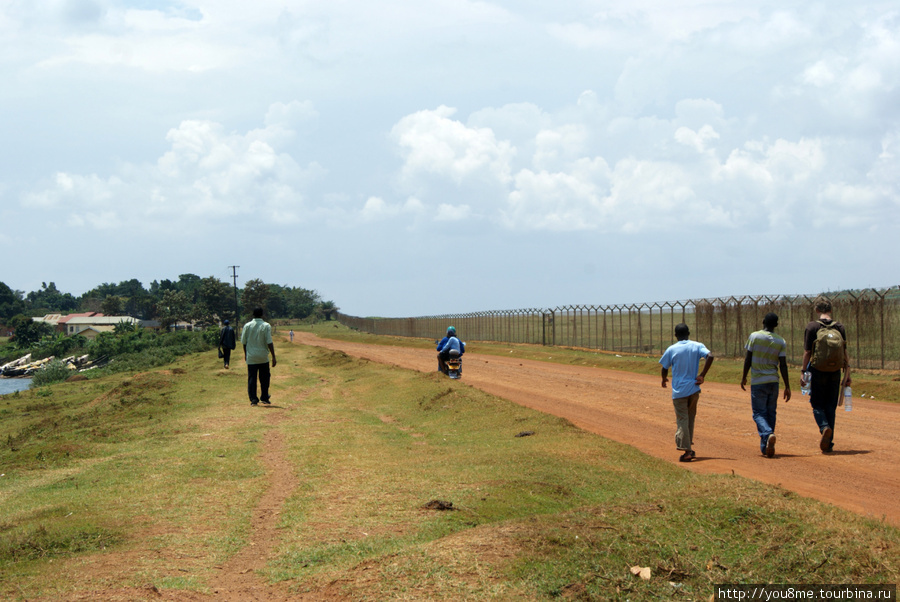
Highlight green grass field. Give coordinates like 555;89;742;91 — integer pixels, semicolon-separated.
1;328;898;600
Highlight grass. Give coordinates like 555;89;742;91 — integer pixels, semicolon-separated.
0;331;898;600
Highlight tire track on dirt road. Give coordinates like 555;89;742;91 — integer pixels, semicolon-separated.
296;332;900;526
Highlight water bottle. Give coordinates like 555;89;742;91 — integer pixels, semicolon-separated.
844;386;852;412
801;371;811;395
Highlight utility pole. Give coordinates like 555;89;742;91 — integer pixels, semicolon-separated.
228;266;240;326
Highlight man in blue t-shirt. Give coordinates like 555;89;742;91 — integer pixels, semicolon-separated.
660;323;714;462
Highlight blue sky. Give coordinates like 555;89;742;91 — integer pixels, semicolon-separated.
1;1;897;317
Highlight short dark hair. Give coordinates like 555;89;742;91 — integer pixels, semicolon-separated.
674;323;690;339
814;298;832;314
253;307;264;318
763;312;778;328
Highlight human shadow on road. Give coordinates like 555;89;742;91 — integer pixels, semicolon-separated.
778;450;873;457
825;449;872;456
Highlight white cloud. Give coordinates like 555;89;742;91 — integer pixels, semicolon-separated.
2;1;900;315
532;125;589;171
360;196;425;221
434;203;471;221
391;106;516;189
674;125;720;153
22;103;324;231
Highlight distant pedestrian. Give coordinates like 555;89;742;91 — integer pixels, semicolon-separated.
741;312;791;457
241;307;276;406
219;320;236;369
660;323;714;462
801;298;851;453
289;329;294;343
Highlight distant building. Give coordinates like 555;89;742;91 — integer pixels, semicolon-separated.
33;312;104;334
64;316;140;336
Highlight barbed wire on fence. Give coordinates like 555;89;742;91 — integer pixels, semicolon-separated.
336;287;900;370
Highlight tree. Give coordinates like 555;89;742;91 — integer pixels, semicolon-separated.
319;300;339;321
115;278;147;299
114;319;136;335
176;273;202;303
0;282;26;321
8;314;53;347
264;285;322;320
241;279;270;316
157;289;192;329
199;277;234;323
25;282;78;313
110;279;153;318
289;287;321;319
101;295;125;316
79;282;118;314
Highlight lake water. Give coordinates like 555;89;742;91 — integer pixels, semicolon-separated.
0;378;32;395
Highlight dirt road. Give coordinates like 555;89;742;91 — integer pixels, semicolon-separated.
297;332;900;526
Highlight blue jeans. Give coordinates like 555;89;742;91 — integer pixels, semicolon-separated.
751;383;779;453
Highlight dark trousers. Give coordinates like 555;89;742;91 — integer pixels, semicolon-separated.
222;348;232;367
810;368;842;443
247;362;271;403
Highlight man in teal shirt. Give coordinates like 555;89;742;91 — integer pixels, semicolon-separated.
241;307;276;406
741;312;791;457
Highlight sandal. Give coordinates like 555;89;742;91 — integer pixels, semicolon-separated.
679;451;694;462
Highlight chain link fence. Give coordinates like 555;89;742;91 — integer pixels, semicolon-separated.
337;287;900;370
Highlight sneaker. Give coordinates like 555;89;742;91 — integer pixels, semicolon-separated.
260;399;271;405
820;427;833;452
765;434;776;458
250;400;259;406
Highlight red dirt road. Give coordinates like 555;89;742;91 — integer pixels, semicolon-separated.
297;332;900;526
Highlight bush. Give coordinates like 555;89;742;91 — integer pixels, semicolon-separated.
203;325;220;347
86;329;213;376
31;359;73;387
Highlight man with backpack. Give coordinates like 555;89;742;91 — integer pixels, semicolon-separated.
801;298;851;453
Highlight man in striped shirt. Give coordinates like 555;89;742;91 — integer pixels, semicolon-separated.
741;312;792;457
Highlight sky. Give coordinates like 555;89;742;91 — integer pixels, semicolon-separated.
0;0;898;317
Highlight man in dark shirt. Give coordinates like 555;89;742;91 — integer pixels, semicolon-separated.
801;299;851;453
219;319;236;369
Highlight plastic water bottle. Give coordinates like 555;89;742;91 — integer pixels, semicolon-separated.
844;386;852;412
801;372;811;395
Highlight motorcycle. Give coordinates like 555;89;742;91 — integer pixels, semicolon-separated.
443;354;462;379
435;340;463;379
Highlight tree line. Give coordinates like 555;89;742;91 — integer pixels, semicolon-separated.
0;275;338;346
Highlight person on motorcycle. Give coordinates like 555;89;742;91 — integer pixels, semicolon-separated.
437;326;465;374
